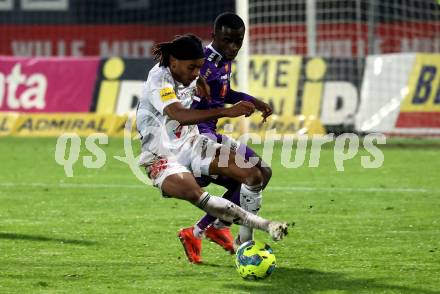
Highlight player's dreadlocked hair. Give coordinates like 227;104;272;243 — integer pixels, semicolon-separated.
214;12;245;32
152;34;205;67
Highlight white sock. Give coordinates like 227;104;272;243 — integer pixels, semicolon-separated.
240;184;263;214
192;225;204;239
196;192;270;232
238;184;263;243
213;219;228;229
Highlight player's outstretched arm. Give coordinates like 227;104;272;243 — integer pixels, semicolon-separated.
226;89;273;122
164;101;255;126
251;98;273;122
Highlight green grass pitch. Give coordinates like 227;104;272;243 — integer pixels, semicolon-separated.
0;137;439;293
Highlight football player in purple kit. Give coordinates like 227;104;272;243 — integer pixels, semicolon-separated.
178;12;276;263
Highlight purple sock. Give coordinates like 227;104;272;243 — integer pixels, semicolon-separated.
195;184;241;230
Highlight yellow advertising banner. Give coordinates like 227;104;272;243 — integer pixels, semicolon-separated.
108;115;139;137
10;113;117;137
396;53;440;128
217;115;325;138
0;112;19;136
2;112;323;138
400;53;440;113
2;112;324;138
231;55;302;118
227;55;324;136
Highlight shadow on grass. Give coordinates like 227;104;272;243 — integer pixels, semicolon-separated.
223;267;438;294
0;232;96;246
197;262;230;268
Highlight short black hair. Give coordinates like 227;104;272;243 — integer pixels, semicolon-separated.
214;12;245;32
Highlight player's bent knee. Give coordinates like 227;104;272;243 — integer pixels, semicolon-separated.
161;174;204;204
260;166;272;187
181;187;204;204
246;167;264;187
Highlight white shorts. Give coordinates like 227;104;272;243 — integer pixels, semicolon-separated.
140;135;222;194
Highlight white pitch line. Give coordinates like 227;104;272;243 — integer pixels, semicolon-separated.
0;182;438;193
268;186;433;193
0;182;146;189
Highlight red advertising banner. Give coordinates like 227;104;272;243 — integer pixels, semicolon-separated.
0;25;211;57
0;57;99;112
250;22;440;56
0;22;438;58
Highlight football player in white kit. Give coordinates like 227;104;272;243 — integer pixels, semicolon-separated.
136;34;288;263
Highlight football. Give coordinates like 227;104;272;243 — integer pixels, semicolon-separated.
235;240;276;279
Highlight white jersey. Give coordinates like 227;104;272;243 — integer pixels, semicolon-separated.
136;63;200;164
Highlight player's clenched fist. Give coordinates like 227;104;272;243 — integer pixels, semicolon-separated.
196;76;211;102
222;101;256;118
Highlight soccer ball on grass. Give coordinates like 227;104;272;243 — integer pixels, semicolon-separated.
235;240;276;279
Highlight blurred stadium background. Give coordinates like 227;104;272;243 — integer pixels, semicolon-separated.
1;1;440;293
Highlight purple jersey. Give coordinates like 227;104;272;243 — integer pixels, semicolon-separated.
192;44;254;134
